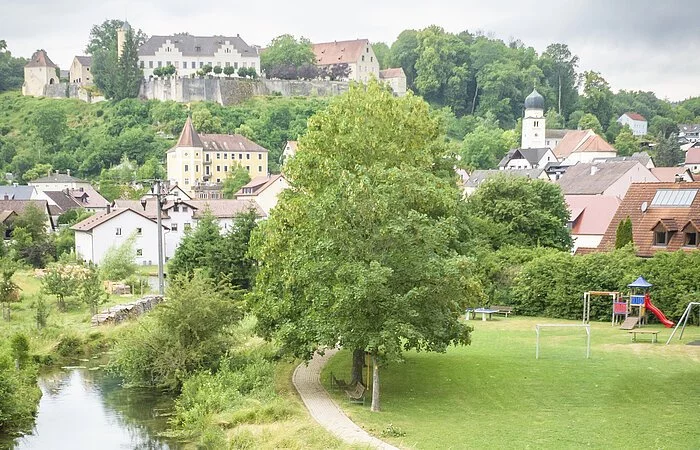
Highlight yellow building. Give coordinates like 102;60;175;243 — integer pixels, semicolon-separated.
167;117;269;197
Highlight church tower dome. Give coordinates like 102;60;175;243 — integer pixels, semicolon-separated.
524;89;545;110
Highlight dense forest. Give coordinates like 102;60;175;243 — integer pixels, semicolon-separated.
1;25;700;185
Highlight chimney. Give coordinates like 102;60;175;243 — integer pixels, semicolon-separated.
675;174;683;183
590;166;599;176
106;204;111;214
3;194;8;200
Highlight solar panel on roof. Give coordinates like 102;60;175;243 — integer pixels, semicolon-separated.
650;189;698;207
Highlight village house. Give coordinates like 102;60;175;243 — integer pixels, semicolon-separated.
553;129;618;166
312;39;380;83
167;117;269;197
650;167;695;183
617;112;648;136
598;181;700;257
544;129;575;151
22;49;59;97
498;148;557;170
678;124;700;143
72;207;168;265
684;147;700;173
138;33;260;78
556;160;658;198
235;174;288;215
378;68;407;96
29;171;109;213
566;195;621;253
70;56;92;84
463;169;548;196
0;200;55;238
281;140;297;164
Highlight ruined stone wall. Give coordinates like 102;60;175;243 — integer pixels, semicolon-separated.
91;295;164;326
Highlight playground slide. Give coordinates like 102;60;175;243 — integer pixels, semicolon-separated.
644;297;674;328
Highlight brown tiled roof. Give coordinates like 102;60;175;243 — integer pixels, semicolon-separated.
654;218;679;232
236;174;284;196
566;195;621;235
0;210;16;223
71;207;166;232
557;161;644;195
554;130;616;159
44;191;82;212
598;182;700;256
200;134;268;152
190;200;265;218
69;187;108;209
113;200;170;219
650;167;695;182
623;112;646;122
685;148;700;164
0;200;50;216
545;129;575;139
175;117;203;148
379;68;405;79
25;50;58;68
312;39;370;65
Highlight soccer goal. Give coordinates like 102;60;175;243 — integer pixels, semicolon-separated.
535;324;591;359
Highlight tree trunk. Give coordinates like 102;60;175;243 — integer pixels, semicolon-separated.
351;348;365;385
471;80;479;115
558;73;562;114
371;352;380;412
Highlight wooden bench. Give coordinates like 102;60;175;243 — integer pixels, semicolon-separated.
345;382;366;404
489;305;514;317
628;330;660;343
330;372;349;391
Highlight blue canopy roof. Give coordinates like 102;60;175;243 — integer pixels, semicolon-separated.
628;276;653;288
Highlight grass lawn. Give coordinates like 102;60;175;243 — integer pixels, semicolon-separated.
323;316;700;449
1;270;150;360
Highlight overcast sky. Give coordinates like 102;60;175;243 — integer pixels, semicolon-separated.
3;0;698;101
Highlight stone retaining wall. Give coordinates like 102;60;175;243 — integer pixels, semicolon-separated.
91;295;163;326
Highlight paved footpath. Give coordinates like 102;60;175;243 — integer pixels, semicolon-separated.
292;348;400;450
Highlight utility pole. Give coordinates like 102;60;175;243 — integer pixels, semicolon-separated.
141;179;167;296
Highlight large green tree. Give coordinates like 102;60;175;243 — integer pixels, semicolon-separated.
91;22;144;100
0;40;27;92
467;175;572;251
371;42;391;69
249;82;474;411
580;71;613;130
654;133;684;167
260;34;315;76
540;43;579;117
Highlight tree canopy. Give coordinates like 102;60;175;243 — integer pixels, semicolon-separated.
260;34;315;77
0;40;26;92
249;81;475;411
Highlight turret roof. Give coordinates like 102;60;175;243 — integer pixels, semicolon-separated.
25;50;58;68
175;117;203;148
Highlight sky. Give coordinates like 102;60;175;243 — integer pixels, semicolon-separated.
3;0;699;101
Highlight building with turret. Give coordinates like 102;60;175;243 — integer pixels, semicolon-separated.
521;89;546;149
22;50;59;96
167;117;269;197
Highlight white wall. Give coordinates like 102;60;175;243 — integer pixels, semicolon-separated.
617;115;648;136
604;165;658;197
572;234;603;252
505;158;533;170
521;108;545;149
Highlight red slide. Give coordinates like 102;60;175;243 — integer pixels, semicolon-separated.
644;295;674;328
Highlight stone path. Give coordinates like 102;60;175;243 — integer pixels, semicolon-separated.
292;348;399;450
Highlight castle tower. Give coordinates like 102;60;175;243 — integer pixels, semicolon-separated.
521;89;545;149
117;21;131;60
22;50;59;97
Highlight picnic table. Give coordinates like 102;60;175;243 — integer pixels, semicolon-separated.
628;329;660;343
466;308;500;321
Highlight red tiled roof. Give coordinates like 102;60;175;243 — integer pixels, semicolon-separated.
200;134;268;152
650;167;695;182
25;50;58;68
685;147;700;164
624;112;646;122
312;39;370;66
379;68;405;79
566;195;621;235
598;182;700;256
236;174;285;196
175;117;203;148
554;130;616;159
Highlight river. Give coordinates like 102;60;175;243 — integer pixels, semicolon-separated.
6;366;181;450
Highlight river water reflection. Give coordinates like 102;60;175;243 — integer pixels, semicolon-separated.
10;367;180;450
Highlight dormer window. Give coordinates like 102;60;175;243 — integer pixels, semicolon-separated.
683;222;698;247
651;219;678;247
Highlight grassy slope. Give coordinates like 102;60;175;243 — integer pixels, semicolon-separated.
324;317;700;449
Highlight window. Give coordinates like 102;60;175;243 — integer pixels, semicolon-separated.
225;62;230;67
199;62;204;68
182;206;188;213
246;166;250;171
258;153;262;159
234;62;238;69
239;153;243;159
362;55;365;62
205;166;210;175
224;166;228;172
136;227;142;235
216;178;221;183
185;178;190;185
158;61;163;67
195;165;199;172
216;165;221;171
166;61;171;66
195;46;201;52
217;153;221;159
173;205;179;212
685;231;697;246
184;223;191;231
258;165;262;172
184;164;189;172
149;61;153;68
651;189;698;207
654;231;668;246
246;153;250;159
136;249;143;256
205;153;210;161
224;153;228;159
116;227;122;236
242;62;247;68
371;56;373;62
140;61;144;68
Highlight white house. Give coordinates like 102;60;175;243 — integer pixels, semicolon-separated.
72;208;168;266
379;68;407;96
617;112;647;136
235;174;289;215
553;130;617;166
281;141;297;164
679;124;700;143
138;34;260;78
685;148;700;173
556;160;658;198
498;148;557;170
311;39;379;83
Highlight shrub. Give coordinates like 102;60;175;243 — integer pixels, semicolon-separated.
56;333;83;358
0;345;41;435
